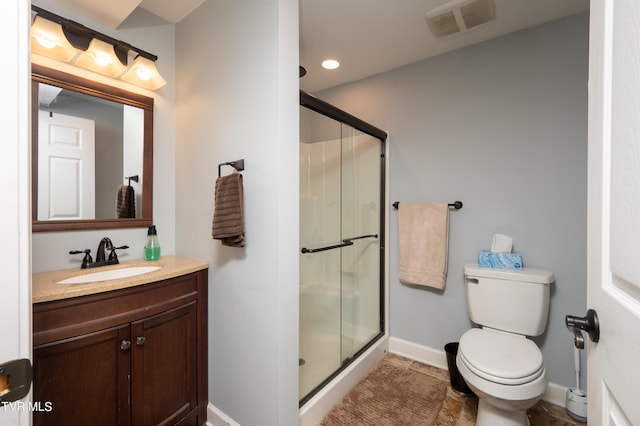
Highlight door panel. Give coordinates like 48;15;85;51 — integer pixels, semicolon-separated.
587;0;640;423
33;325;130;426
339;127;382;363
131;302;198;426
38;111;95;220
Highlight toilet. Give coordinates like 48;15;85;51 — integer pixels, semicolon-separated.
456;263;554;426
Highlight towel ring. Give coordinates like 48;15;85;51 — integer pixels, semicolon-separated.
125;175;139;186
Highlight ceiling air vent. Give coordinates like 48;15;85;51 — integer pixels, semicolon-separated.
425;0;495;38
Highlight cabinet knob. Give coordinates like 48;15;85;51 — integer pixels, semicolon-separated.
120;340;131;351
136;336;146;346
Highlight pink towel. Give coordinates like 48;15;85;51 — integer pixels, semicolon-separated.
398;203;449;289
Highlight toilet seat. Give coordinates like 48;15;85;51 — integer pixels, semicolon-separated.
458;328;544;385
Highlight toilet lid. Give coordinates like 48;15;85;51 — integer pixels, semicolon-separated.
458;328;544;385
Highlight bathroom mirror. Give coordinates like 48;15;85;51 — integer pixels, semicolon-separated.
32;64;153;232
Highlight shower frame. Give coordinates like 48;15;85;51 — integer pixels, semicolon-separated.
299;91;387;407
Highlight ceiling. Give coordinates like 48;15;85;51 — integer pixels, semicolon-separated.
300;0;589;92
43;0;207;28
43;0;589;93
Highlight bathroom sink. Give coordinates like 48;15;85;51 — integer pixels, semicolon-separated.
57;266;162;284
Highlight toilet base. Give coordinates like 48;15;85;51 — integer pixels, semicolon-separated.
476;399;530;426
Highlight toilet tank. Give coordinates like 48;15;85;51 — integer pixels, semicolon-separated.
463;263;554;336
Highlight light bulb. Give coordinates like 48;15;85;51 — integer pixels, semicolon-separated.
35;35;57;49
75;38;126;77
135;67;153;81
121;56;166;90
92;52;112;67
31;16;77;62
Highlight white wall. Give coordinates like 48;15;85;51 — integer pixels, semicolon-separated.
317;13;589;390
175;0;299;425
0;1;32;424
31;0;176;272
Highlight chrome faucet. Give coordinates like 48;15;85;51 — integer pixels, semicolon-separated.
69;237;129;269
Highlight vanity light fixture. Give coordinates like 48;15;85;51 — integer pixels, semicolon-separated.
75;38;128;77
121;55;167;90
31;16;77;62
30;6;167;90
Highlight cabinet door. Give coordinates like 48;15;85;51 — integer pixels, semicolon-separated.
131;301;198;426
33;325;131;426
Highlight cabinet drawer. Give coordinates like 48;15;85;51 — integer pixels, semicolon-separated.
34;272;202;346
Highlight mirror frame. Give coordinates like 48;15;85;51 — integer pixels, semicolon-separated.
32;64;154;232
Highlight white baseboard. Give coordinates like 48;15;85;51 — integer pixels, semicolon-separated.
207;402;240;426
543;381;568;408
388;336;449;370
388;336;568;408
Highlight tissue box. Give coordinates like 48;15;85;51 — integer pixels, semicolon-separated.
478;251;523;269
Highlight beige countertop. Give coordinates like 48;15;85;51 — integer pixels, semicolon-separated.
32;255;208;304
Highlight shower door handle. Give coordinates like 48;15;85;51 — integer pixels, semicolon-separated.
301;240;353;254
301;234;378;254
343;234;378;243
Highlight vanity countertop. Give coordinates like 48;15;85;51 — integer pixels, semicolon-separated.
32;255;208;304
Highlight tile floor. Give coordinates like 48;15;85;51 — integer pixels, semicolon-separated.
381;353;586;426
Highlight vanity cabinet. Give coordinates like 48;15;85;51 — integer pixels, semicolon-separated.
32;268;208;426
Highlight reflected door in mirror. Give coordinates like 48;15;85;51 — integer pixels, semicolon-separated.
38;111;96;220
37;82;144;221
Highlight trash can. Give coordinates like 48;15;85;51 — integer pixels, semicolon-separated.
444;342;474;395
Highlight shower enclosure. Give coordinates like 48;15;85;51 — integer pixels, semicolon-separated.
299;92;386;405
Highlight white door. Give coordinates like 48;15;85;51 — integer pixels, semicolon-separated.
587;0;640;424
1;0;31;423
38;111;96;220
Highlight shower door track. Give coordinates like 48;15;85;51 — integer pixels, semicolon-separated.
300;92;387;141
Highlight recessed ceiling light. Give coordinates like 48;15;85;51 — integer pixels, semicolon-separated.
322;59;340;70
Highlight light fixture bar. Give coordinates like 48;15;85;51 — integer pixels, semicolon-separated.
31;6;158;63
31;6;166;90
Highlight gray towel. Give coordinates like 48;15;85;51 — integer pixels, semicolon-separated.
212;172;245;247
116;185;135;218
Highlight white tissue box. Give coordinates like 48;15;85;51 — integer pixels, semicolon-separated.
478;251;523;269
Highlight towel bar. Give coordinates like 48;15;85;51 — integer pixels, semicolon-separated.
392;201;462;210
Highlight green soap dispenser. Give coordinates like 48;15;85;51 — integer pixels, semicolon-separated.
144;225;161;261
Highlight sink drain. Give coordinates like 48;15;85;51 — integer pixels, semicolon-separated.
299;358;306;367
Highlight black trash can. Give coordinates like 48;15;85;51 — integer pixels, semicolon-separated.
444;342;474;395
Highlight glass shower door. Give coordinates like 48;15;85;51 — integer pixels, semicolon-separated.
299;103;383;404
299;107;343;401
339;125;381;365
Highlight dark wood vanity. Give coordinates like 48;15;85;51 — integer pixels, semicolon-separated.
32;257;208;426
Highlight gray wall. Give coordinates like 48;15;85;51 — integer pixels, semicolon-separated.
318;13;589;390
